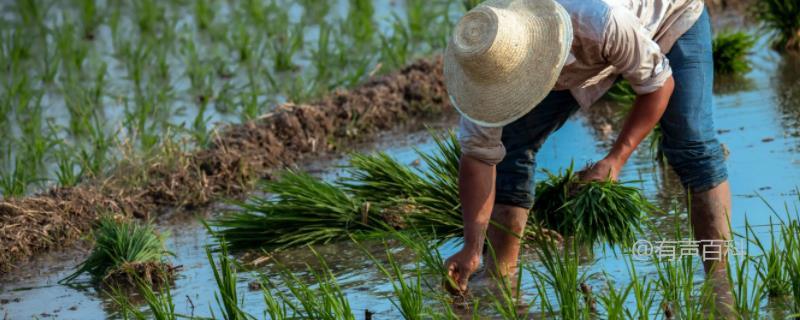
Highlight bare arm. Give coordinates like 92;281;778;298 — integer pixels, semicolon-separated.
459;155;496;254
583;75;675;180
443;154;495;293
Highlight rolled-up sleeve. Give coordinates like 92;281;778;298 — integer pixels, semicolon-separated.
603;7;673;95
458;117;506;165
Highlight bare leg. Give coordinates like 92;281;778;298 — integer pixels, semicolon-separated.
690;180;735;317
483;205;529;285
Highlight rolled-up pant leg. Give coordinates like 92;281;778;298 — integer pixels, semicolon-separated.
495;90;581;209
660;9;728;192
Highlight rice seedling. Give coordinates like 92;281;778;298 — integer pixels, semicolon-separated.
648;212;718;319
134;0;166;35
777;209;800;314
344;0;376;46
747;218;790;297
712;31;755;75
532;164;654;247
207;245;254;320
110;278;179;320
380;16;412;70
359;240;426;319
53;21;89;76
481;242;531;319
527;240;591;319
386;228;457;292
597;257;657;319
298;0;331;25
596;277;631;319
728;224;765;319
269;20;304;73
260;247;356;320
78;0;102;40
194;0;215;31
53;143;81;187
61;215;175;287
0;148;36;198
753;0;800;51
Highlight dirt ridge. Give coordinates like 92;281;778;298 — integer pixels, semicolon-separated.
0;57;451;273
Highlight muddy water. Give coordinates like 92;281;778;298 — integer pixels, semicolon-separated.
3;38;800;320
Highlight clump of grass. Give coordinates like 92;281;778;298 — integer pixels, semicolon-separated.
753;0;800;51
61;216;175;287
713;31;755;75
532;164;655;247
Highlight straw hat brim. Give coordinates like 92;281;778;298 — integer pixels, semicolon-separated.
444;0;573;127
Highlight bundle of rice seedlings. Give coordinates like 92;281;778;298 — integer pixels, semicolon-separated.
212;132;463;251
531;165;655;247
211;171;376;251
712;31;755;75
753;0;800;51
340;131;462;235
61;216;175;287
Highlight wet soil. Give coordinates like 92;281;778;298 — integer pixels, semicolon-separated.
0;57;452;273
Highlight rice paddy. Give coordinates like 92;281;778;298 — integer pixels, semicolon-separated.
3;0;800;319
0;0;458;198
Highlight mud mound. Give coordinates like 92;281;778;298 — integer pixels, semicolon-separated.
102;261;179;289
0;57;451;273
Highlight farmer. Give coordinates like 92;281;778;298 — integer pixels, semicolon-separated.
443;0;734;313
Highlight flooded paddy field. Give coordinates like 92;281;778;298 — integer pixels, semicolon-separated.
4;0;800;319
3;45;800;317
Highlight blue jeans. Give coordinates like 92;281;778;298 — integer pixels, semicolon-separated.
495;9;727;209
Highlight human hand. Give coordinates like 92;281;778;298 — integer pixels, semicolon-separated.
578;158;621;182
443;249;481;295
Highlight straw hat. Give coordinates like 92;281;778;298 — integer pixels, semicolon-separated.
444;0;573;127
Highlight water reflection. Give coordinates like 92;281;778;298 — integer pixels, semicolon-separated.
775;53;800;140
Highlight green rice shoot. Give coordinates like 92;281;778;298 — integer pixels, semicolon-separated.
532;164;655;247
712;31;755;75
